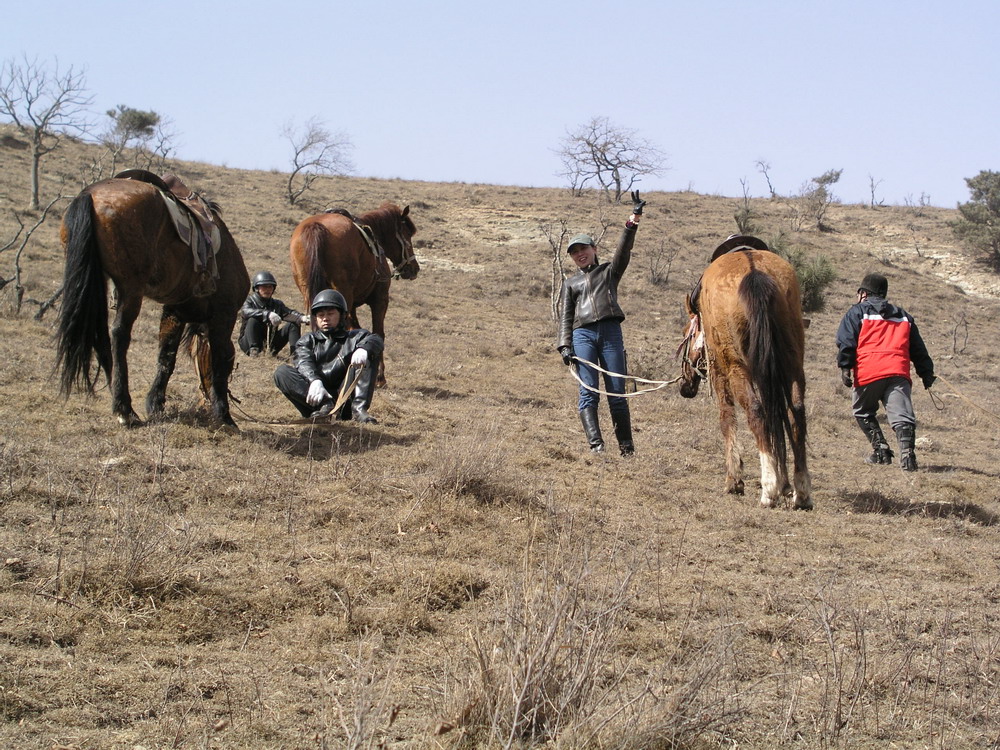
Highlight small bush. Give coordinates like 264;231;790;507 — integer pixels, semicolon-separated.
770;233;837;312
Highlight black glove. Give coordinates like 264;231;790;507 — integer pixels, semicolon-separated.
840;368;853;388
630;190;646;216
559;347;573;366
921;373;936;390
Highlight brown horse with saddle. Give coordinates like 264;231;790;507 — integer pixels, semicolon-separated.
678;235;812;510
289;203;419;385
55;170;249;427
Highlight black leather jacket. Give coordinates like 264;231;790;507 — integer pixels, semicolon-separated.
557;224;637;350
238;292;304;337
293;326;385;386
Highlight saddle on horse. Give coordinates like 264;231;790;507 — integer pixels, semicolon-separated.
687;235;772;314
114;169;222;296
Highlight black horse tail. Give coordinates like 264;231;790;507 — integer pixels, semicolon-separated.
739;269;793;470
55;191;111;396
300;222;333;303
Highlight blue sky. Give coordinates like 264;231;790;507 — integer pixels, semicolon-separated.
3;1;997;206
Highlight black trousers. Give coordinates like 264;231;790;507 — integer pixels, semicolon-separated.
239;318;301;355
273;359;378;418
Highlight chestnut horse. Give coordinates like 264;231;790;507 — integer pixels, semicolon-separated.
289;203;418;384
678;249;811;509
56;173;249;427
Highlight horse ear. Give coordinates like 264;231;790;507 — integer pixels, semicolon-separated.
401;205;409;218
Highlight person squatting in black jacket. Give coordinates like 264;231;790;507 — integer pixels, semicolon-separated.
238;271;311;356
556;191;646;455
273;289;383;423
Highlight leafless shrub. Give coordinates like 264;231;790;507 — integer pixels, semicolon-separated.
953;312;968;354
427;422;532;506
317;647;400;750
647;238;679;287
444;532;741;748
733;177;759;235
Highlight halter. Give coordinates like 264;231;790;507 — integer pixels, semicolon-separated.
676;315;710;384
389;223;418;279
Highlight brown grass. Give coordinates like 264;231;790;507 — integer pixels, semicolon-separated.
2;124;1000;748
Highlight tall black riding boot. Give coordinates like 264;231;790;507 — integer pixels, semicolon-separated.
856;416;893;465
350;363;379;424
580;407;605;453
611;409;635;456
895;423;917;471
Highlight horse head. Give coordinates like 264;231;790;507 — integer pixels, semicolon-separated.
386;204;420;280
677;305;706;399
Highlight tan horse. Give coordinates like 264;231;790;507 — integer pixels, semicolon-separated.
289;204;418;385
56;173;249;427
678;249;811;509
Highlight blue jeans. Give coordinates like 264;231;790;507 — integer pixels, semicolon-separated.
572;320;628;414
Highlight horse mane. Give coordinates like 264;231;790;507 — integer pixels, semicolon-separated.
357;202;413;239
739;268;794;469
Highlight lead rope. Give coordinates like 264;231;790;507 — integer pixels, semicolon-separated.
929;373;1000;424
567;356;682;398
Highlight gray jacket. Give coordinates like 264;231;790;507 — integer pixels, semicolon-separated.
557;224;637;350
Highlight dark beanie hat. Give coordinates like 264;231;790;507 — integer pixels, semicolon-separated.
858;273;888;297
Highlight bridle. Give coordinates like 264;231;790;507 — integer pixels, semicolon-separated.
390;222;419;279
676;315;710;384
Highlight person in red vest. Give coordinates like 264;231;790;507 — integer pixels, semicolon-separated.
836;273;935;471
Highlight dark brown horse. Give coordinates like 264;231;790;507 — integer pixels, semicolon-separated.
289;203;418;384
55;173;249;427
678;249;811;509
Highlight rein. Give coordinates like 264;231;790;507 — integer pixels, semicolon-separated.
568;356;682;398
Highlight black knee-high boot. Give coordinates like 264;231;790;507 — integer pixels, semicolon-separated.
611;409;635;456
580;407;604;452
856;416;893;465
895;423;917;471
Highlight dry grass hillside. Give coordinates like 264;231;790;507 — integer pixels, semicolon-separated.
2;125;1000;749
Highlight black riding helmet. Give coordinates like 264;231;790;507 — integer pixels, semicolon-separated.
310;289;348;314
858;273;888;298
252;270;278;290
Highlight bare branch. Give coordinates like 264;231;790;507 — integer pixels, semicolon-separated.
0;55;93;208
282;117;354;206
555;117;666;202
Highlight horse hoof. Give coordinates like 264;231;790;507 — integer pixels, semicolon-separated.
794;498;814;511
759;495;778;508
118;412;143;428
726;480;745;495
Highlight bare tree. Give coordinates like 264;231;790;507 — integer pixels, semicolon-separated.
798;168;843;230
756;159;777;198
556;116;666;202
733;177;758;235
0;55;92;209
868;174;885;208
282;117;354;206
0;195;62;314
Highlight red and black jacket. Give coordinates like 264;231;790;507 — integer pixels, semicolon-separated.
836;296;933;387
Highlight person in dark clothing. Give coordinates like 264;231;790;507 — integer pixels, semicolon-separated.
238;271;310;356
273;289;383;423
556;191;646;455
836;273;935;471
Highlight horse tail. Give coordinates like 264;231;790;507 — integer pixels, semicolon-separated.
739;269;793;469
55;191;111;396
299;222;333;302
183;323;213;402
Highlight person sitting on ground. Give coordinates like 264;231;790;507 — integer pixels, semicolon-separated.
273;289;383;423
238;271;310;357
836;272;935;471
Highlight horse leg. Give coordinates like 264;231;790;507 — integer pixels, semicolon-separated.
146;309;184;419
789;377;812;510
714;374;744;495
109;291;143;427
368;292;389;387
206;316;238;428
736;386;784;508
